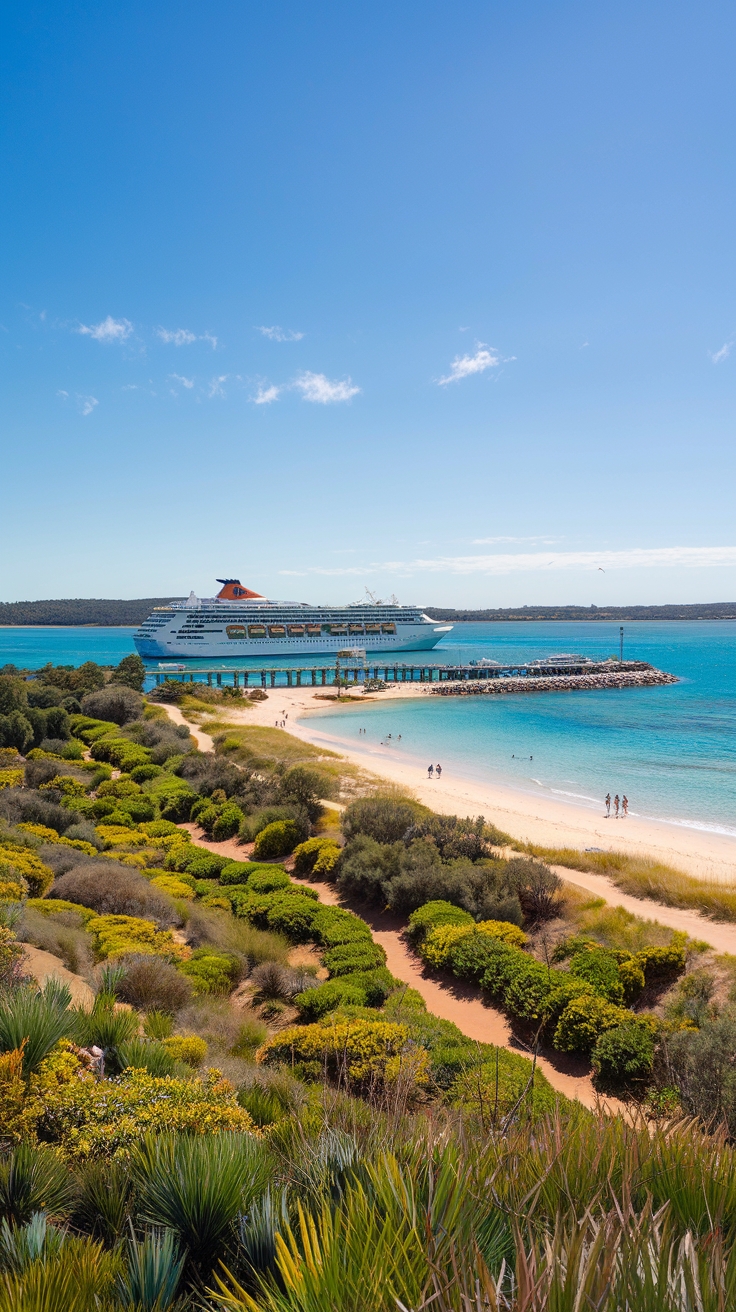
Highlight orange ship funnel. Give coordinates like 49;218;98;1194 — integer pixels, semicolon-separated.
215;578;263;601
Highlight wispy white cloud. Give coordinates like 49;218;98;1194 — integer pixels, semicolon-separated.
252;383;281;405
169;373;194;389
78;316;133;343
56;389;69;400
157;327;196;346
208;375;228;398
257;325;304;342
158;327;218;349
472;535;560;545
438;342;502;385
293;371;360;403
279;546;736;578
711;341;732;364
77;394;98;416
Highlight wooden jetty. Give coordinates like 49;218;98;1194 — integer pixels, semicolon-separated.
148;658;656;690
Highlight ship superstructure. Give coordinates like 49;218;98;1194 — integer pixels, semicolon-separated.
134;580;452;660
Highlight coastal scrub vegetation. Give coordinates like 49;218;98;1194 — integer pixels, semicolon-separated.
3;663;736;1306
521;840;736;923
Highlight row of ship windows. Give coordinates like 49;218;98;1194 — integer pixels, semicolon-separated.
176;623;399;639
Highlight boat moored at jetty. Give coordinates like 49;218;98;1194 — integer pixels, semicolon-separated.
134;579;452;660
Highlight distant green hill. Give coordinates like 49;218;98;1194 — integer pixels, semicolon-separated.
425;603;736;622
0;598;185;626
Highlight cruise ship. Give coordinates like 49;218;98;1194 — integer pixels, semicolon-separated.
134;580;452;660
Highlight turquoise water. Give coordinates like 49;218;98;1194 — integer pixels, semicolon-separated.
304;622;736;837
2;621;735;835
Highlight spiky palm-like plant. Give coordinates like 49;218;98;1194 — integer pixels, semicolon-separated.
115;1038;179;1078
131;1133;270;1276
0;1235;120;1312
72;1158;135;1246
0;983;72;1076
116;1227;186;1311
0;1144;75;1228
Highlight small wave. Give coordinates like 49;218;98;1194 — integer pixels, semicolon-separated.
549;788;602;805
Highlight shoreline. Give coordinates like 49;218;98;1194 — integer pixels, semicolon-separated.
219;686;736;883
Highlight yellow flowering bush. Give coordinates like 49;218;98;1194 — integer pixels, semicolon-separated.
475;919;528;947
36;1066;256;1157
0;876;28;900
257;1017;429;1090
0;768;23;790
17;823;98;857
100;850;148;868
26;898;96;923
162;1034;208;1066
86;914;191;961
0;1047;40;1142
0;840;54;896
151;874;195;900
39;775;88;799
419;919;527;968
94;825;148;847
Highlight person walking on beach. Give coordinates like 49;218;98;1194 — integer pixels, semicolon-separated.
428;764;434;778
622;795;629;816
605;793;611;816
614;794;620;818
436;763;442;779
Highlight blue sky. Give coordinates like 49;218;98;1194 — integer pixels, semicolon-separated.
3;1;736;608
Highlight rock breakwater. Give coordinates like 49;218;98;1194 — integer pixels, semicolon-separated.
427;669;678;696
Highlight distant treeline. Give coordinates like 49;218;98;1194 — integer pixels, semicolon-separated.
2;597;736;627
425;603;736;622
0;598;184;627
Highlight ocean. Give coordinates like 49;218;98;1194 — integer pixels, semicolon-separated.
2;621;735;836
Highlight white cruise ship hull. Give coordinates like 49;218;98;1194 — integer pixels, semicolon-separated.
134;581;452;661
135;623;448;660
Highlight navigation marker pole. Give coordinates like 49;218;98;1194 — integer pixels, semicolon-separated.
620;626;624;662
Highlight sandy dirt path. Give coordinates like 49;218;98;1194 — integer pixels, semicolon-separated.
22;944;95;1008
164;704;215;752
180;823;617;1111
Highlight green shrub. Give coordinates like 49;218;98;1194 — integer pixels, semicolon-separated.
407;900;474;943
635;942;687;980
294;979;370;1020
554;994;633;1053
129;764;164;782
179;950;240;995
311;906;373;948
90;738;152;773
264;893;321;941
292;836;341;877
592;1022;655;1087
618;957;646;1003
450;932;515;983
219;861;255;885
253;820;301;861
449;1053;559;1119
182;853;230;880
341;796;417;844
246;867;291;894
569;947;625;1004
323;942;387;975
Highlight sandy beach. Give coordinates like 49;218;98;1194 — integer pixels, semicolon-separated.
217;685;736;884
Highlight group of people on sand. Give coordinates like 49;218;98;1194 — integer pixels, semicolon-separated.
427;763;442;779
605;792;628;818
